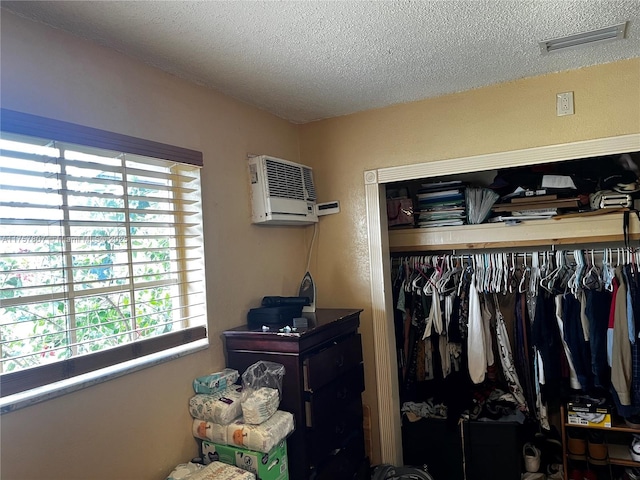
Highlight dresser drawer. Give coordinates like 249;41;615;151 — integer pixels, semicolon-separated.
306;364;364;427
304;334;362;391
311;431;368;480
309;403;365;467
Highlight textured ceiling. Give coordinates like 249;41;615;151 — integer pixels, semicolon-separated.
2;1;639;123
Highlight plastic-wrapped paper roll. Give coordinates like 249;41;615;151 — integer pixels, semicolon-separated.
166;462;204;480
227;410;295;453
193;368;239;395
186;461;255;480
189;386;243;425
192;419;227;444
241;387;279;424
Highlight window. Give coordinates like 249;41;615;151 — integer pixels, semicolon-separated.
0;109;206;397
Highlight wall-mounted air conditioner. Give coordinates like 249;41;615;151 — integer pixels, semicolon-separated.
248;155;318;225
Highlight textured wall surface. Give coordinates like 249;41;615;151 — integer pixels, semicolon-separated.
0;11;305;480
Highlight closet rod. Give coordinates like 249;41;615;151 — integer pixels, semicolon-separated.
392;246;636;258
393;248;639;263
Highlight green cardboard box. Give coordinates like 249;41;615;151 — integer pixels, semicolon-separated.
201;440;288;480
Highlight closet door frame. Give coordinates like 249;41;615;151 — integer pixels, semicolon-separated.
364;133;640;465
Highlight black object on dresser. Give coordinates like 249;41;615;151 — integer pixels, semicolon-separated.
222;308;368;480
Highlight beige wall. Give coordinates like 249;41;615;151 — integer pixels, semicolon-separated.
299;58;640;464
0;12;307;480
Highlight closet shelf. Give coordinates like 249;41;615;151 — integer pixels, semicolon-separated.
607;444;640;468
388;211;640;252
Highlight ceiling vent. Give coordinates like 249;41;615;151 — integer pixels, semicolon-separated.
539;22;627;55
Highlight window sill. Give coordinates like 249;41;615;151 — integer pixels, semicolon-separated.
0;338;209;414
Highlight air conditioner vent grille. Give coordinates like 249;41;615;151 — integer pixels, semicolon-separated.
303;167;317;201
265;158;305;200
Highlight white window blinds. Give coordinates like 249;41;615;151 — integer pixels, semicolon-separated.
0;110;206;396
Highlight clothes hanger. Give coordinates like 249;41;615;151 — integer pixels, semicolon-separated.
424;255;442;295
501;252;509;294
555;250;573;295
519;252;530;294
437;254;460;295
568;249;584;297
492;253;503;294
582;249;600;291
539;251;558;293
472;253;482;290
530;252;541;296
508;252;516;294
483;253;493;293
603;248;615;292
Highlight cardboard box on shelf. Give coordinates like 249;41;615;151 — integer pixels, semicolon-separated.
567;399;612;415
566;411;612;428
566;397;612;428
201;440;288;480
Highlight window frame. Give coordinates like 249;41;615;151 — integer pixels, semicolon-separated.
0;109;207;399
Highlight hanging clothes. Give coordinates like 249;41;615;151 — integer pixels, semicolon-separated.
554;295;581;390
624;262;640;407
467;273;487;384
562;292;592;390
492;293;528;411
586;288;612;390
531;290;567;405
392;248;640;431
612;266;632;406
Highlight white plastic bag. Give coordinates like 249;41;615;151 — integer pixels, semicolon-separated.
240;361;285;424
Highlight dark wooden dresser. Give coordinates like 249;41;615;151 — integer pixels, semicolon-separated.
222;308;368;480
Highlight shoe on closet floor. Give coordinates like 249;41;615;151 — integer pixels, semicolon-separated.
626;466;640;480
625;415;640;430
546;463;564;480
523;442;541;472
630;434;640;462
521;473;545;480
569;469;582;480
583;470;597;480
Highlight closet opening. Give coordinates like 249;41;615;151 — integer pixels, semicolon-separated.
363;134;640;473
393;247;640;480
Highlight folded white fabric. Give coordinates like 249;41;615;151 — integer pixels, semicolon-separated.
193;368;239;395
192;418;227;444
189;386;243;425
166;462;204;480
227;410;295;453
241;387;279;424
185;461;255;480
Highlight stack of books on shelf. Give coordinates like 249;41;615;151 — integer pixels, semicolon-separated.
416;181;466;228
489;192;581;223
